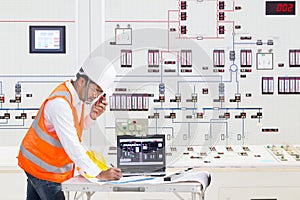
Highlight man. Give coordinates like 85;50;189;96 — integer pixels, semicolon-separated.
18;57;122;200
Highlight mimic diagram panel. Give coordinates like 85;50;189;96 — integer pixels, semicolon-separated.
102;0;300;167
1;0;300;168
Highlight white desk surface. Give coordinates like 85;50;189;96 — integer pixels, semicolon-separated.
62;175;204;193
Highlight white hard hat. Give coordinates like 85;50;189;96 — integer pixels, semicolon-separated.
81;57;116;96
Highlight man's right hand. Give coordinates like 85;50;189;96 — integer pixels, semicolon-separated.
96;168;122;180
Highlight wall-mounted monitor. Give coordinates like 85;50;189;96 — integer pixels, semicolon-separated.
29;26;66;53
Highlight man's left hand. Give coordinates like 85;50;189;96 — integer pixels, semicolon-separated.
90;98;108;120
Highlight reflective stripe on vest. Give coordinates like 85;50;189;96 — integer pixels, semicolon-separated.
50;91;71;102
31;107;62;148
20;144;73;173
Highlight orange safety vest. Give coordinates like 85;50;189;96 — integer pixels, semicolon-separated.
18;81;85;183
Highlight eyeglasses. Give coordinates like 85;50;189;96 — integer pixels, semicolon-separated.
89;85;103;97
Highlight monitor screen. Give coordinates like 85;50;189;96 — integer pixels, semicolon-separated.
29;26;66;53
117;135;166;173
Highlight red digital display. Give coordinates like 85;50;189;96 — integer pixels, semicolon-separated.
266;1;296;15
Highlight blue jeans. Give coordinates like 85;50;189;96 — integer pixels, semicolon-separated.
25;172;65;200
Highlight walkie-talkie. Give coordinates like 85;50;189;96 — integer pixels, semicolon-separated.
97;93;106;104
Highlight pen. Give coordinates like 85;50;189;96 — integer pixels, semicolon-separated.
164;167;193;181
163;172;181;181
110;163;115;168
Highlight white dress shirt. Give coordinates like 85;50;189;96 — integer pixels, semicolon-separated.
43;81;101;177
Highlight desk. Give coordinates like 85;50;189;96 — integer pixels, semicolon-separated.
62;175;207;200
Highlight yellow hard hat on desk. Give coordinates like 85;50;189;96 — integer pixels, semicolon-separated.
79;150;109;178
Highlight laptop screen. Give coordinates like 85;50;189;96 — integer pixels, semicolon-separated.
117;135;166;174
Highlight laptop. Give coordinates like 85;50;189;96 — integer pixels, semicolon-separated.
117;134;166;177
